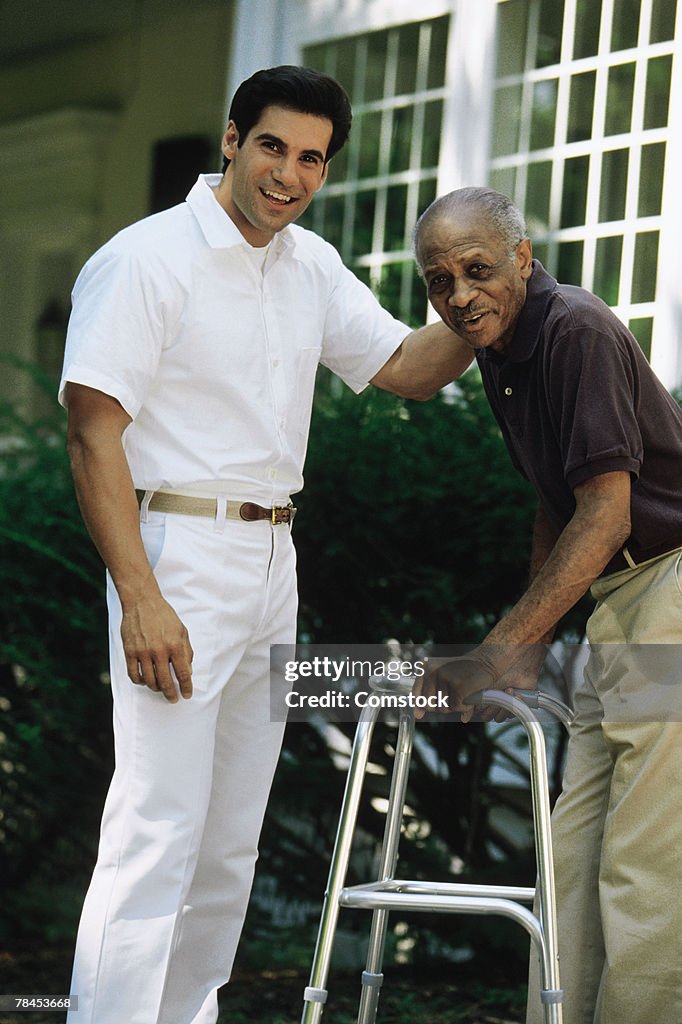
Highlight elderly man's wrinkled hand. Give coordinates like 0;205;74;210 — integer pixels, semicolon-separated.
412;653;498;722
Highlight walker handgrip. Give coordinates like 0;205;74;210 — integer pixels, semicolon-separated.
465;688;574;727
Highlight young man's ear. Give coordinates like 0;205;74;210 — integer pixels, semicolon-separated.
221;121;239;164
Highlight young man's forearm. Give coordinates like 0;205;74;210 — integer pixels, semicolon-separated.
66;384;193;701
371;321;474;400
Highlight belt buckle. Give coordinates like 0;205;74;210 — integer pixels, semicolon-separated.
271;504;295;525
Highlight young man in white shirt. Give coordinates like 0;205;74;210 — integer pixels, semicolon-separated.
61;65;471;1024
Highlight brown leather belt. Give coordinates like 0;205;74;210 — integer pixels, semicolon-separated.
602;538;682;575
135;489;296;525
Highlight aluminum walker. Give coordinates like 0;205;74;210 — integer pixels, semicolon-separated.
300;675;573;1024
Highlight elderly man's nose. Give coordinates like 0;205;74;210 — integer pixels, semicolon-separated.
448;278;477;308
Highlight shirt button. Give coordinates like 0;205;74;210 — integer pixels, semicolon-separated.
272;358;279;368
504;387;513;396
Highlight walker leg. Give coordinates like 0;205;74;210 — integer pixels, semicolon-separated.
301;703;382;1024
357;711;415;1024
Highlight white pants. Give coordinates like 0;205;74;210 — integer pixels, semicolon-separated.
68;511;298;1024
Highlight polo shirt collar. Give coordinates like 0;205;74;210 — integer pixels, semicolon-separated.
185;173;296;256
505;261;558;363
479;261;557;366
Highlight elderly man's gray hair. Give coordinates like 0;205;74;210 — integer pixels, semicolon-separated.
413;187;527;269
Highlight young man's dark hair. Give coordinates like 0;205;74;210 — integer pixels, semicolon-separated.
221;64;352;172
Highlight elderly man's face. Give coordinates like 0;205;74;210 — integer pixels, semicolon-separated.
418;208;533;354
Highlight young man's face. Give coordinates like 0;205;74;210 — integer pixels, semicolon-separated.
418;209;533;354
216;104;333;246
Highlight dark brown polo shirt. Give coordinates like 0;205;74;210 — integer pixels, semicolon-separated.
476;261;682;573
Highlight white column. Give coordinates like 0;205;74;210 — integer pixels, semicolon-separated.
438;0;497;194
650;6;682;390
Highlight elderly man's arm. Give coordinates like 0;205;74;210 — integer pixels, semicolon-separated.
370;321;474;399
414;471;631;715
65;382;193;703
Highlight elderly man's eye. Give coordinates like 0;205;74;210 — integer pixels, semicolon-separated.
428;275;449;292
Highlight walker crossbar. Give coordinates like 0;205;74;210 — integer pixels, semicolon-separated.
300;684;572;1024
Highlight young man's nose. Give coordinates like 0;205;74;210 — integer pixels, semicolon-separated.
272;156;298;187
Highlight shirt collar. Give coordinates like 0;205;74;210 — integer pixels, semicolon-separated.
185;173;296;257
479;261;558;367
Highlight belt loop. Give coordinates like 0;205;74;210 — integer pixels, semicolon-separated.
140;489;154;523
622;545;638;570
214;495;227;533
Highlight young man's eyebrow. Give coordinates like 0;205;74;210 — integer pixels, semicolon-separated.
254;132;325;162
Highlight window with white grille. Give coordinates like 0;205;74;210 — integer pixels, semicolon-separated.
302;16;450;325
491;0;678;358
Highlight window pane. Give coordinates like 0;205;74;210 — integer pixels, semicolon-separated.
561;155;589;227
599;149;629;222
573;0;601;58
535;0;565;68
557;240;583;284
333;37;358;99
533;242;550;266
610;0;641;50
364;31;388;102
378;262;405;318
530;78;558;149
492;84;522;156
328;141;349;185
490;166;517;201
322;195;346;251
567;70;596;142
389;105;414;174
418;177;437;218
526;161;552;232
352;191;376;258
396;22;420;95
385;185;408;252
629;317;653;359
422;100;444;167
632;231;659;303
410;269;429;326
427;17;450;89
357;111;382;178
604;63;635;135
496;0;530;76
650;0;677;43
638;142;666;217
644;55;672;129
594;235;623;305
305;42;330;74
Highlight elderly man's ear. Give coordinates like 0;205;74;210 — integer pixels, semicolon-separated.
516;238;533;278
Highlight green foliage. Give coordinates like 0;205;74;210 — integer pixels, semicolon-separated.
295;369;538;643
0;363;575;981
0;364;111;945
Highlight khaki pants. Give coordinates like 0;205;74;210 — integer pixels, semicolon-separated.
527;549;682;1024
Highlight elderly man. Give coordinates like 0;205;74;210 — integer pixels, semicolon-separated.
413;187;682;1024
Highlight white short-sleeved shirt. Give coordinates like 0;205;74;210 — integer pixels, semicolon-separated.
60;174;409;505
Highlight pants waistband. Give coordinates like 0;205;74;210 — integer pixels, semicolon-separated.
135;489;296;525
602;539;682;576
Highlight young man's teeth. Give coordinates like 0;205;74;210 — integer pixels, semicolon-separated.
264;189;292;203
